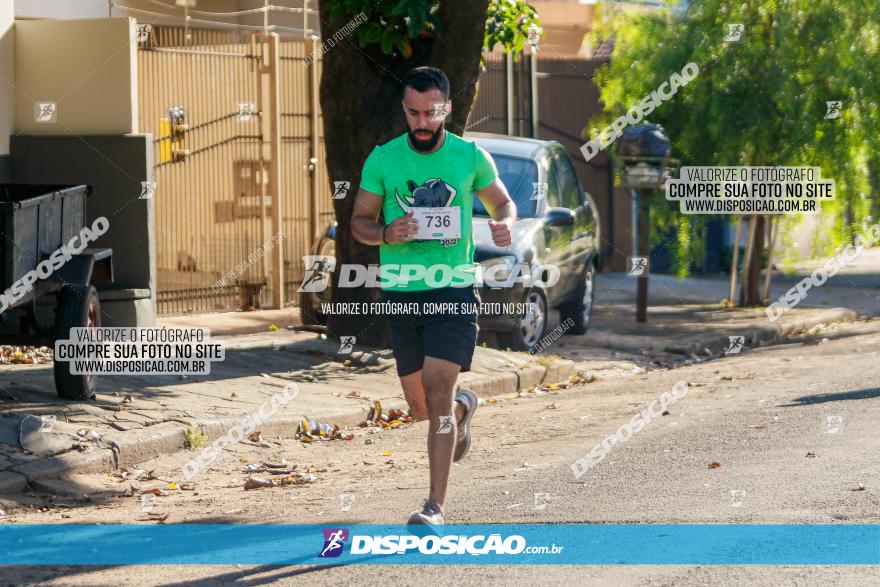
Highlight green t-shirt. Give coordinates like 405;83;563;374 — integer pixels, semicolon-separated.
359;131;498;291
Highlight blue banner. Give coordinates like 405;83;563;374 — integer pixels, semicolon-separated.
1;524;878;565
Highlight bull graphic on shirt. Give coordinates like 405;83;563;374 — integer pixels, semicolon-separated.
394;178;459;247
394;178;457;212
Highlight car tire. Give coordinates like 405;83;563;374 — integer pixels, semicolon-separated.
298;238;334;327
54;285;100;401
498;288;548;352
561;263;595;335
299;290;327;326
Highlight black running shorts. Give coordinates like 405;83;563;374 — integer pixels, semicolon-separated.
381;285;481;377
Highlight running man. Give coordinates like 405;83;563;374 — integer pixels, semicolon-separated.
351;66;517;528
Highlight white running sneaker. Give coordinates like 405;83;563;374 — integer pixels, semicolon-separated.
407;499;444;533
453;388;478;462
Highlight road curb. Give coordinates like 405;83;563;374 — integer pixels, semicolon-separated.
0;470;27;494
618;307;861;356
106;421;189;466
458;370;518;397
544;359;576;383
0;355;576;494
8;447;115;491
772;307;859;337
700;307;860;354
515;364;547;391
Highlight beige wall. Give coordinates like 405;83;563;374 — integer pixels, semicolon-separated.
15;0;110;19
531;0;595;57
0;0;15;156
14;17;138;135
110;0;313;38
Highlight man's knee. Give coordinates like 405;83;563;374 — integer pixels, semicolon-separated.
423;381;455;415
425;395;454;418
422;357;460;385
421;357;459;411
422;374;456;402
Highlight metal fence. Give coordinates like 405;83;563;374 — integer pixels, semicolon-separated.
139;26;331;315
140;29;263;314
469;52;534;136
278;39;332;308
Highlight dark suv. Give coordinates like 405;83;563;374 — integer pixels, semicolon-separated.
299;133;601;353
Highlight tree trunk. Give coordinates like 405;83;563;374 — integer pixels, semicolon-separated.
740;215;766;305
762;216;778;303
727;216;742;305
316;1;490;347
869;156;880;228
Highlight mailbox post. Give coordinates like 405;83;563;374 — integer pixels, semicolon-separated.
612;124;677;322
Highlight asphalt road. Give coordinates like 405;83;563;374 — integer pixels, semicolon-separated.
2;320;879;586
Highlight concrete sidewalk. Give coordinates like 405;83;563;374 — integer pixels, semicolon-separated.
0;330;577;495
583;273;864;358
0;270;869;495
597;245;880;318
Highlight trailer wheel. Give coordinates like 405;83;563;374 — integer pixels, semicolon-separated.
54;285;101;400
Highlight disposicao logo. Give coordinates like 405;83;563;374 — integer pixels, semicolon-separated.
318;528;562;558
320;528;349;558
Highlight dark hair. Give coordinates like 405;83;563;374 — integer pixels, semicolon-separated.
402;67;450;99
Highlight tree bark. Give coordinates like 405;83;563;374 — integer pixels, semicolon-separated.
762;216;778;304
727;216;742;305
431;1;491;134
740;215;766;305
869;156;880;229
316;1;490;347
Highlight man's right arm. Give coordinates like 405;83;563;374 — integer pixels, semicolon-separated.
351;188;418;245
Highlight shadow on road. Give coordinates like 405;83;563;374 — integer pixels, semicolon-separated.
781;386;880;406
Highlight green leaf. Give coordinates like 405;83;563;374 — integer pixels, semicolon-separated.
484;0;541;55
362;23;384;45
397;36;413;59
380;29;395;55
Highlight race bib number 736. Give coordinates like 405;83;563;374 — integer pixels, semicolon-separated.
411;207;461;240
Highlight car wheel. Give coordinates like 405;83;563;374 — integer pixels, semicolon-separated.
299;239;334;326
499;289;548;352
561;264;595;335
54;285;100;400
298;289;327;326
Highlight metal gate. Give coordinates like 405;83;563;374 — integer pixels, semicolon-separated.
278;40;334;307
138;26;330;315
469;51;534;136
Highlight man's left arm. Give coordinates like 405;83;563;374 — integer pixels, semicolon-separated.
473;144;516;248
476;180;516;248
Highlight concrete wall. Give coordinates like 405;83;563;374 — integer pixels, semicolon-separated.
14;17;138;135
531;0;595;58
14;0;110;19
11;134;156;327
0;0;14;181
108;0;312;36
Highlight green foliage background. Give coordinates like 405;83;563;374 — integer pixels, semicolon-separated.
323;0;539;58
589;0;880;275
